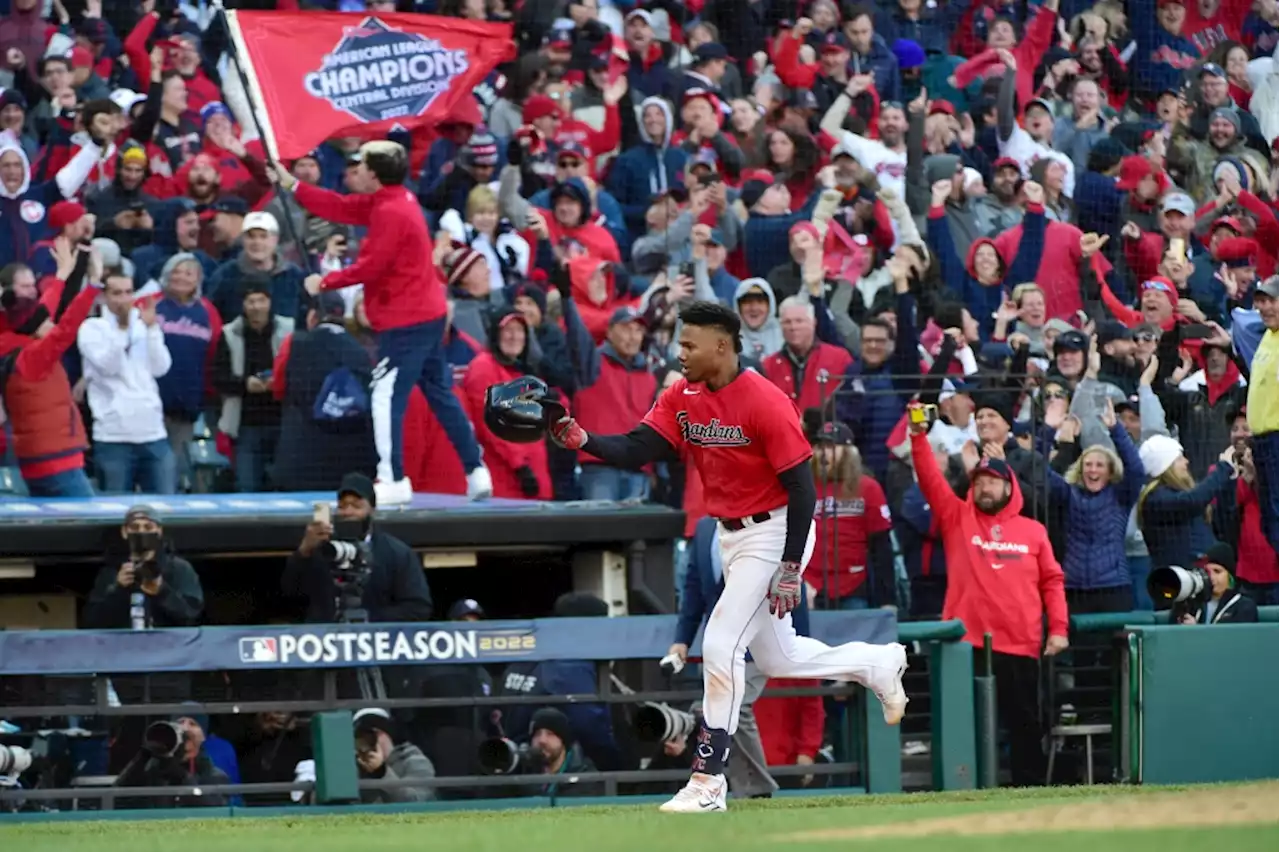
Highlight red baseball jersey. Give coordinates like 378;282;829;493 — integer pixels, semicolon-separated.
643;370;812;519
805;477;893;599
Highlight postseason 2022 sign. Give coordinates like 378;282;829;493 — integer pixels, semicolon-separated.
0;614;896;675
225;10;515;160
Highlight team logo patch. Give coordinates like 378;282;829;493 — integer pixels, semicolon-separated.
19;200;44;224
304;17;469;123
676;411;750;447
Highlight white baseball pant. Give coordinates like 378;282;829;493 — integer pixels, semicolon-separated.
700;512;902;733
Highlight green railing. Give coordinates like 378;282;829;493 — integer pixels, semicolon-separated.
897;620;976;791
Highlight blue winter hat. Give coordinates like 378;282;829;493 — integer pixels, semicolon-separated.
199;101;233;131
892;39;926;71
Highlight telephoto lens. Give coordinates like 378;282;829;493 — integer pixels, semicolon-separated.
143;721;186;759
1148;565;1210;604
476;738;525;775
633;702;697;744
319;540;360;563
0;744;33;777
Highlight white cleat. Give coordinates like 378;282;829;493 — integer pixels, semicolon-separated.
374;477;413;507
466;465;493;501
869;643;909;725
659;773;727;813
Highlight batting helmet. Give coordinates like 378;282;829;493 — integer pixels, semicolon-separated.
483;376;566;444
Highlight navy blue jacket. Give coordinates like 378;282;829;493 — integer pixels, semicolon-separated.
677;516;811;648
274;323;377;493
927;205;1044;340
154;296;218;421
836;291;920;481
1047;423;1146;590
850;35;902;103
206;255;309;327
1139;462;1238;572
129;198;218;283
744;189;824;279
1074;170;1125;241
875;10;950;57
897;482;947;579
605;97;687;247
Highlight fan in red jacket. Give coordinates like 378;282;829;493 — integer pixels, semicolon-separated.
950;0;1059;112
564;254;638;344
753;678;825;771
993;215;1112;320
908;417;1067;786
762;297;854;412
461;312;551;500
0;247;100;496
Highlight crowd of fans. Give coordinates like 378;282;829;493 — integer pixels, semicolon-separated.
0;0;1277;801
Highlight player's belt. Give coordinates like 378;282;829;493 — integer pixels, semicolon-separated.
719;510;776;532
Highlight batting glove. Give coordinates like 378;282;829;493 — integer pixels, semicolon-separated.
549;416;587;450
767;561;803;618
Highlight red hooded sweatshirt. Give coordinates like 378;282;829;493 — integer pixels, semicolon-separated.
461;326;552;500
910;431;1068;659
567;254;637;344
993;218;1113;320
295;181;446;331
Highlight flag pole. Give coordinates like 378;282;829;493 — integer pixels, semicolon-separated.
214;1;315;276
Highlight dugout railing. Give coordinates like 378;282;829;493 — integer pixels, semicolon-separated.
0;614;976;814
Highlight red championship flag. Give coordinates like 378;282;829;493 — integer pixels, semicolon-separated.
224;11;515;160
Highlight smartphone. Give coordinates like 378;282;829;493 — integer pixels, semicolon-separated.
1170;238;1187;263
697;173;722;187
1180;323;1215;340
312;502;331;525
908;403;938;426
679;262;696;280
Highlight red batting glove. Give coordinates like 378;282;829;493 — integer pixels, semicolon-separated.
549;416;587;450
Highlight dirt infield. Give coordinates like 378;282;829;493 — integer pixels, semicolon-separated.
796;781;1280;841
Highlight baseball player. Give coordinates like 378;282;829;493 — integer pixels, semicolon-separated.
549;301;907;813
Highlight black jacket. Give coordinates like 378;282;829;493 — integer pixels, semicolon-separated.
114;749;229;809
1171;588;1260;625
281;529;433;622
83;548;204;628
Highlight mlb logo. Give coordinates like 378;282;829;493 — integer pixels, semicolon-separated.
239;637;278;663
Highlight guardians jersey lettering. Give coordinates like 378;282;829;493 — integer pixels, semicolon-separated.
643;370;811;519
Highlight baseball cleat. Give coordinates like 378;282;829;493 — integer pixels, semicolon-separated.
659;773;727;813
869;643;909;725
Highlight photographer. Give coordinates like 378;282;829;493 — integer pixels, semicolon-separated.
114;716;229;810
83;504;204;630
483;707;601;799
1170;543;1259;625
280;473;433;623
352;708;436;803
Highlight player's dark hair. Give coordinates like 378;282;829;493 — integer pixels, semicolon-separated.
859;316;895;340
680;300;743;353
361;141;409;186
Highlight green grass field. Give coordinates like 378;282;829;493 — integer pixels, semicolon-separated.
1;782;1275;852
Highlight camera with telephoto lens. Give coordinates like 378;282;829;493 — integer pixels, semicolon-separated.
320;519;372;617
128;531;162;584
477;737;543;775
633;702;697;745
142;721;186;759
0;744;32;777
1148;564;1211;605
